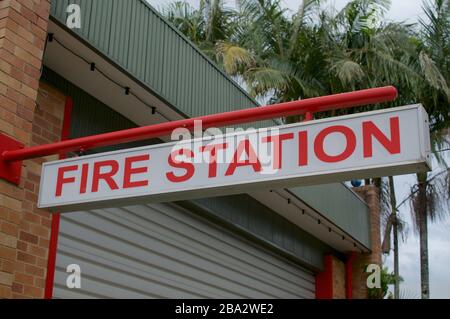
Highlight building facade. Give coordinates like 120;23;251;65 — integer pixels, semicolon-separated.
0;0;381;299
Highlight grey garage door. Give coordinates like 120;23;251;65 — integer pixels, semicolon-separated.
53;203;316;298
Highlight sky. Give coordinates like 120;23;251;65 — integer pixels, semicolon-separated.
148;0;426;23
146;0;450;299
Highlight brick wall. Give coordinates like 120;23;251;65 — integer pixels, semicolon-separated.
352;185;382;299
332;256;346;299
1;81;65;298
0;0;52;298
315;185;382;299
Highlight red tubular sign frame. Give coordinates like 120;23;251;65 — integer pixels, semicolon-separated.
0;86;397;185
1;86;397;163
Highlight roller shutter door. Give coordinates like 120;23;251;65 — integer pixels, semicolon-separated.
53;203;316;298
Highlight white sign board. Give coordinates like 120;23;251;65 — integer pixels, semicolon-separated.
39;105;431;212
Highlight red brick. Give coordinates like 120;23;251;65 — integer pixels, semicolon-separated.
23;211;39;224
30;223;48;238
25;263;44;277
43;112;61;127
16;240;27;252
14;272;33;285
16;251;36;264
35;256;46;268
40;217;50;228
31;133;46;145
19;230;38;244
23;284;42;298
9;64;23;81
34;0;50;20
0;245;16;261
26;171;39;183
36;16;47;31
11;282;23;294
19;219;30;232
38;237;49;249
7;209;21;225
24;63;39;78
17;6;37;25
24;181;34;192
0;180;23;201
0;284;12;298
24;190;37;203
0;222;18;237
0;271;13;286
34;277;45;289
29;244;46;258
0;94;18;113
17;103;34;121
20;200;32;213
0;259;14;273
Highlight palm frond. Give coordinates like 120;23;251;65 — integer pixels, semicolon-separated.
410;169;450;233
288;0;322;56
215;41;255;75
330;58;366;87
244;67;290;97
419;51;450;95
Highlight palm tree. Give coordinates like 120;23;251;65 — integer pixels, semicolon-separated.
407;165;450;299
408;0;450;299
164;0;238;59
381;176;408;299
376;0;449;300
217;0;326;100
217;0;426;108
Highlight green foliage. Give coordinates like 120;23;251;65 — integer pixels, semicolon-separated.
162;0;450;171
367;266;401;299
162;0;449;130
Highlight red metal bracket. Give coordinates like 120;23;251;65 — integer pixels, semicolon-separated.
0;133;24;185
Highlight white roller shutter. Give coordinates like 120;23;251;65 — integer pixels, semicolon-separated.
53;203;315;298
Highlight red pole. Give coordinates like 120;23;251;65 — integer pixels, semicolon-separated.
316;255;334;299
1;86;397;163
44;97;73;299
346;252;357;299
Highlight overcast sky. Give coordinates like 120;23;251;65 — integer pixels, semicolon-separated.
146;0;450;299
148;0;426;23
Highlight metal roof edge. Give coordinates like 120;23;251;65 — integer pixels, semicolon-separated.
140;0;261;108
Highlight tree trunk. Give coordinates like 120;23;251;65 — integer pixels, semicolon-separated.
417;172;430;299
388;176;400;299
393;219;400;299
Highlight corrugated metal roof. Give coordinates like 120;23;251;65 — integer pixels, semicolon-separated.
50;0;274;130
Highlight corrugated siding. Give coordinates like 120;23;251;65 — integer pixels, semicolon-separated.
53;203;315;299
187;195;330;268
49;0;273;129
